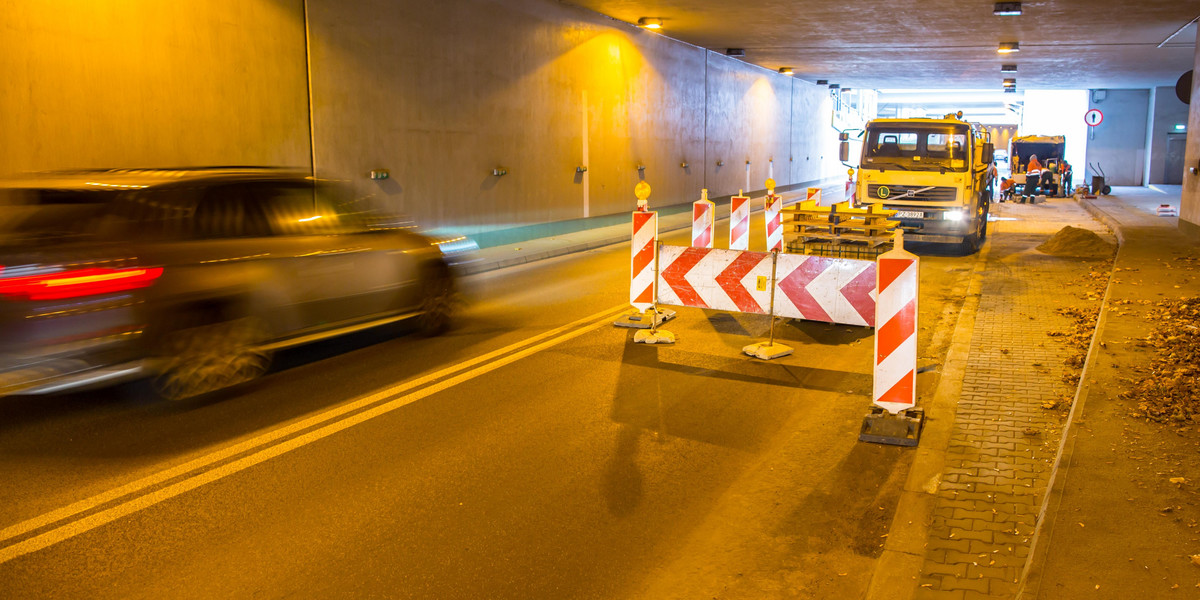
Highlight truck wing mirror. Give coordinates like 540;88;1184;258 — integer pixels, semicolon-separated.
982;142;994;164
839;141;850;162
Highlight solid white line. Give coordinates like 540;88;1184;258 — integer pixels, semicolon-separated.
0;304;629;557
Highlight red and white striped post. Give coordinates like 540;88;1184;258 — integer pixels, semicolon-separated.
873;231;919;414
692;188;715;248
729;190;750;251
617;181;676;336
806;187;823;206
630;186;657;314
763;179;783;252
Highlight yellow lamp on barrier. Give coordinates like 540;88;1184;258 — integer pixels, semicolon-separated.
635;181;652;211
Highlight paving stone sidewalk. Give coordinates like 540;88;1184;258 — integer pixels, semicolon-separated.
915;199;1115;599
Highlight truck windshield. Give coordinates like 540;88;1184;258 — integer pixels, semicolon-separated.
863;125;970;172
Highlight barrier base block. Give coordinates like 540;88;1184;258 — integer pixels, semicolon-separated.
858;406;925;447
742;342;794;360
633;329;676;344
614;308;676;329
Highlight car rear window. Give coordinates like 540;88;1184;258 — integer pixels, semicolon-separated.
0;188;112;242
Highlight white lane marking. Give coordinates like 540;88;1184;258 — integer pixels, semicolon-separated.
0;304;629;559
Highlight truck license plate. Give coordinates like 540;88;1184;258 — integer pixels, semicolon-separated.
894;210;924;219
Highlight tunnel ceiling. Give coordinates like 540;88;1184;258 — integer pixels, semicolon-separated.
565;0;1198;90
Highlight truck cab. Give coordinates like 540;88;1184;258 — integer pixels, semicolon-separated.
847;114;994;252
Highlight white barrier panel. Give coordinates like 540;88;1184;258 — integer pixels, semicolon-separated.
764;194;783;252
657;246;773;314
729;194;750;251
773;254;876;327
692;198;715;248
630;210;657;312
872;241;919;414
656;245;876;327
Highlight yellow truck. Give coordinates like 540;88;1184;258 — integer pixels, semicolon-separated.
842;113;995;252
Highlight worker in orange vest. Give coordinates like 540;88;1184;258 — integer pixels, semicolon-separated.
1023;154;1043;203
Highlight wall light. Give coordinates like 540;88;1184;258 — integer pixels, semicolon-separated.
998;42;1020;54
1004;87;1017;94
1175;124;1188;131
993;2;1022;16
637;17;663;29
778;67;794;76
1001;64;1018;73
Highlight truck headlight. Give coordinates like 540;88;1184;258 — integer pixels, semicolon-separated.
943;210;965;221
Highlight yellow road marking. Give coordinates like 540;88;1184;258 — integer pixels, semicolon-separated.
0;304;629;563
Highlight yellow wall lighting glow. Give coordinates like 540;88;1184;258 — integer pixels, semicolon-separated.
637;17;663;29
997;42;1020;53
778;67;794;76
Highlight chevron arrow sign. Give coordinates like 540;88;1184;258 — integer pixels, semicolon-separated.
657;246;773;315
774;254;877;326
655;245;877;327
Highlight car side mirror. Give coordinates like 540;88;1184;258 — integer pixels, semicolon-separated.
981;142;994;165
839;141;850;162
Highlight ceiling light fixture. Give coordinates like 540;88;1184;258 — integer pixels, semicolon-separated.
1001;64;1018;73
726;48;745;57
1003;78;1017;87
1004;87;1017;93
637;17;663;29
816;79;828;85
993;2;1022;16
998;41;1020;54
829;84;841;90
778;67;794;76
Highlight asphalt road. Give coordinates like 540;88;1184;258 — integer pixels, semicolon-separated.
0;224;977;599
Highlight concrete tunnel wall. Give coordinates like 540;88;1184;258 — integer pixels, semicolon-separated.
0;0;843;242
1183;27;1200;235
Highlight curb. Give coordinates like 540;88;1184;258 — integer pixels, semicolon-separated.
1016;198;1123;598
1073;194;1125;245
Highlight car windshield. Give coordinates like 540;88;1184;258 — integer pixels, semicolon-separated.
863;125;970;172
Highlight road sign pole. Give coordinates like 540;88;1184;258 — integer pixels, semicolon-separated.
743;248;793;360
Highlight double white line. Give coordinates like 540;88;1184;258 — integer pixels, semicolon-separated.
0;304;630;563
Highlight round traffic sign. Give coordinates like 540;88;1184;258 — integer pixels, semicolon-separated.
1084;109;1104;127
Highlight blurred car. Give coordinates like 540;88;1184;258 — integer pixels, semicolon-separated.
0;167;456;401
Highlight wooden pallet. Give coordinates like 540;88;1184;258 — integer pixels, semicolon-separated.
781;200;899;249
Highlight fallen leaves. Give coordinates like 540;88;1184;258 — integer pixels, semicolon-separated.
1119;297;1200;424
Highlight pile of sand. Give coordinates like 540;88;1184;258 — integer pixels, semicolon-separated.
1036;225;1116;258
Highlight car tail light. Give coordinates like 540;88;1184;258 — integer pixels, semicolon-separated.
0;266;163;301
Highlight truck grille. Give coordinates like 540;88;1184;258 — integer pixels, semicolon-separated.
866;185;958;203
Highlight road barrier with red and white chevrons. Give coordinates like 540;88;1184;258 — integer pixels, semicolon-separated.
620;180;922;442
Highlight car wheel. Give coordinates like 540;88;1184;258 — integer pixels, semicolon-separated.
958;233;980;255
416;262;455;336
153;315;273;401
